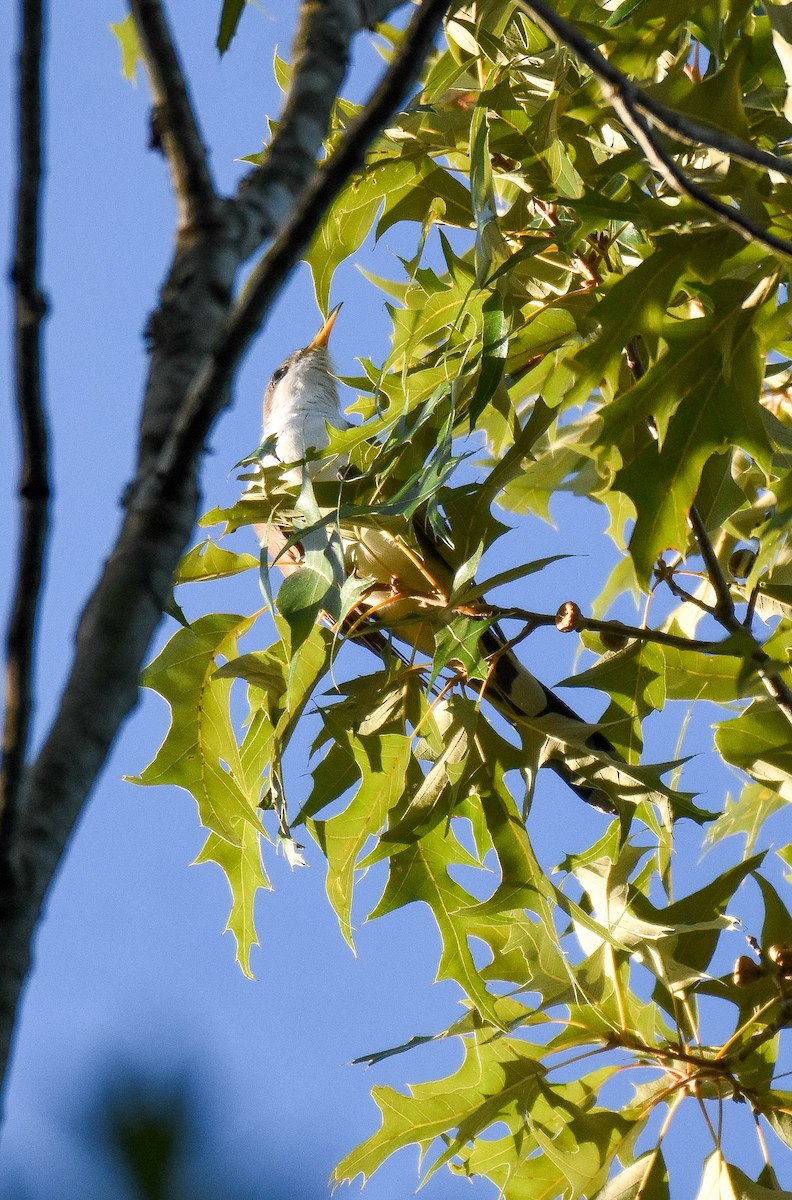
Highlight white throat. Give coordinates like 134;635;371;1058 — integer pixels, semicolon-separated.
263;348;346;467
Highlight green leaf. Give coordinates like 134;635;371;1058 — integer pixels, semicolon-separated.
129;614;263;844
308;733;412;948
469;290;509;429
763;1098;792;1151
217;0;245;54
470;98;509;286
369;821;504;1026
572;234;711;403
697;1151;791;1200
194;826;269;978
611;291;772;581
594;1150;669;1200
175;539;258;584
372;710;472;854
716;701;792;800
274;564;334;647
705;785;787;856
333;1030;546;1187
756;873;792;948
109;14;141;83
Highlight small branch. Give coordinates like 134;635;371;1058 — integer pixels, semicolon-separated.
655;569;716;617
606;90;792;263
686;506;736;624
754;660;792;728
516;0;792;262
493;606;723;655
156;0;453;490
683;509;792;724
581;615;720;654
129;0;219;230
2;0;50;852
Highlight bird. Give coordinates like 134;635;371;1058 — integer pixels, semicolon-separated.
253;305;623;812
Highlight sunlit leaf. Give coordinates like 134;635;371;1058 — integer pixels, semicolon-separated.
109;14;141;83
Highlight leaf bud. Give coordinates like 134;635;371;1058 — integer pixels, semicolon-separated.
728;548;757;580
768;944;792;976
732;955;762;987
556;601;583;633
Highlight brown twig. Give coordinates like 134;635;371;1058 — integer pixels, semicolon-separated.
493;606;724;655
607;91;792;263
2;0;50;855
129;0;219;230
515;0;792;262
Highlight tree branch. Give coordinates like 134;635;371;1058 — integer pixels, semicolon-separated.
128;0;219;230
0;0;448;1095
232;0;377;258
2;0;50;856
156;0;454;489
492;606;725;655
686;506;736;625
516;0;792;262
605;89;792;263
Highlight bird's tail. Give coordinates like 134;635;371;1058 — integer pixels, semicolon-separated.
480;628;621;813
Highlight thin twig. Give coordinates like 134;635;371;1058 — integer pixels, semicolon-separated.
686;507;735;624
129;0;219;230
493;607;724;655
515;0;792;262
2;0;50;853
155;0;454;490
607;90;792;262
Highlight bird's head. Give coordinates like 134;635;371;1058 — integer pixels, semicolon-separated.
262;303;345;468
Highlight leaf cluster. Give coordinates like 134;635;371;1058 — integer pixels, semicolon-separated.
132;2;792;1195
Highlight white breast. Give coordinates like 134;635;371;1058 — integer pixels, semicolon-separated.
263;349;347;468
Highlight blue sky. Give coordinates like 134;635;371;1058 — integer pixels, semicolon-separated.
2;2;791;1197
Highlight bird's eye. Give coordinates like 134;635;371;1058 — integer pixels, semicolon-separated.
270;363;288;386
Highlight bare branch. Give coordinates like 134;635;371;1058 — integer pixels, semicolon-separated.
230;0;365;256
0;0;448;1090
516;0;792;262
128;0;219;229
2;0;50;852
156;0;453;488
